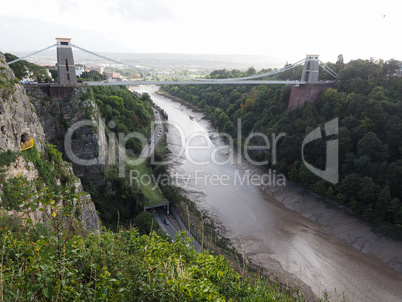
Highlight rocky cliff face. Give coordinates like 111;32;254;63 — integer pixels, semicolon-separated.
26;86;109;185
0;55;45;153
0;52;100;233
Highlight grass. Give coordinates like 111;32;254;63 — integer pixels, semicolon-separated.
128;157;165;207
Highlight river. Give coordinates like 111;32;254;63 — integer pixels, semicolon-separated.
131;85;402;302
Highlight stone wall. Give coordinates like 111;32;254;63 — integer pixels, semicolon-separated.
288;83;333;110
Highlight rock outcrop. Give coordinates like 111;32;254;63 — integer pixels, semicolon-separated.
26;85;109;185
0;52;100;233
0;55;46;153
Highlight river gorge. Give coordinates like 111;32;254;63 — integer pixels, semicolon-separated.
131;85;402;302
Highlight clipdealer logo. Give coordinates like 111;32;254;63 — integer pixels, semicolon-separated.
302;118;338;184
63;117;339;185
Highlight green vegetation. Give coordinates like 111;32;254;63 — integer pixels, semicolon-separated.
80;164;142;230
1;144;78;212
0;149;19;167
0;178;306;301
91;86;153;153
0;65;19;95
21;144;76;189
82;156;164;231
132;211;158;233
134;159;165;206
78;70;107;82
79;86;155;230
162;57;402;232
1;176;28;210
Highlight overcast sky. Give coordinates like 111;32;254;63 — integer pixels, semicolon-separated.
0;0;399;65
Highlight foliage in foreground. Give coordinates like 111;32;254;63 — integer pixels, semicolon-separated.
1;228;306;301
0;181;305;301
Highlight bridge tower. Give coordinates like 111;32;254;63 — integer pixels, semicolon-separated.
289;54;333;109
56;38;77;85
301;54;320;83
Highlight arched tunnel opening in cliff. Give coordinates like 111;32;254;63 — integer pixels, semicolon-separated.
1;125;5;134
20;133;30;143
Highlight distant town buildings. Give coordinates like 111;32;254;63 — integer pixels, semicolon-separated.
85;66;104;74
106;72;121;79
75;64;84;77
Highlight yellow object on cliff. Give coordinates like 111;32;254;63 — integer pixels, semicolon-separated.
20;137;34;151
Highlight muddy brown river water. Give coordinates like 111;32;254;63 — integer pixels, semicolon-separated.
132;86;402;302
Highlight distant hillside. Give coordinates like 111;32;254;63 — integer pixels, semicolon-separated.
10;50;282;71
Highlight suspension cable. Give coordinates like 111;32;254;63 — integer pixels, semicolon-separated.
72;43;308;83
319;60;338;78
189;58;306;82
8;44;57;64
72;44;181;78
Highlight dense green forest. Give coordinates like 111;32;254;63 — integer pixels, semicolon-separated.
162;58;402;231
91;86;153;153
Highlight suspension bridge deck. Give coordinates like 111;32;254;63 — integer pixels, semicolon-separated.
85;80;308;86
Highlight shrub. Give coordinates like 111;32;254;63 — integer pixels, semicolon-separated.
0;149;19;167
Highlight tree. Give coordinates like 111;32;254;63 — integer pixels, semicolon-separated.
358;176;381;205
4;53;51;83
49;68;58;82
335;54;345;72
357;132;381;159
133;211;160;234
337;54;344;65
5;53;28;79
377;184;392;219
341;173;361;200
382;59;400;76
27;63;51;83
247;66;256;75
387;198;402;225
80;70;106;81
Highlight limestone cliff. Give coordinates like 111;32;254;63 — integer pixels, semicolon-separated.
0;52;100;233
0;55;45;153
25;85;109;186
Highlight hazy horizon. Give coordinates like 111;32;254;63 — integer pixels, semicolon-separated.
7;49;289;71
1;0;399;65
